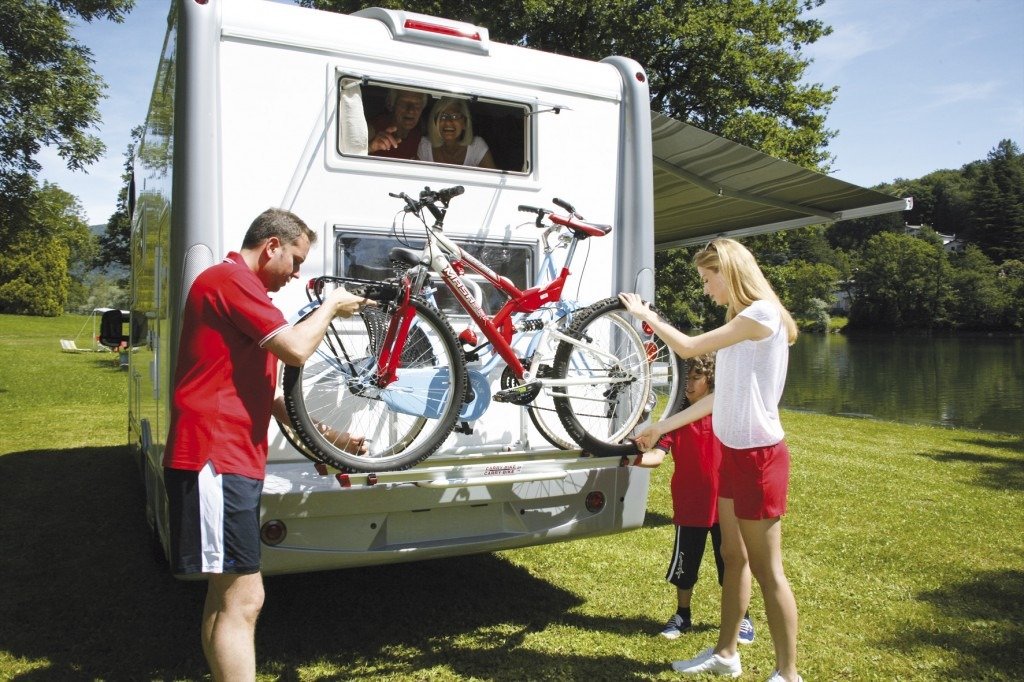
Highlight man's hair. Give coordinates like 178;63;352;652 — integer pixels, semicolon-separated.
385;88;428;110
242;208;316;249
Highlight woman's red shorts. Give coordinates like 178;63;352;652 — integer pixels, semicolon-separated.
718;440;790;520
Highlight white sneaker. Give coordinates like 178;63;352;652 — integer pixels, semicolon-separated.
766;670;803;682
671;647;742;677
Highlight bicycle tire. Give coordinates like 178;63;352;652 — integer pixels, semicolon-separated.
551;297;684;456
283;296;466;472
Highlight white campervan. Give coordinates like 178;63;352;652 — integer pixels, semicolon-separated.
132;0;910;577
130;0;661;575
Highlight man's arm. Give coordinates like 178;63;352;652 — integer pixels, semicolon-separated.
264;287;370;367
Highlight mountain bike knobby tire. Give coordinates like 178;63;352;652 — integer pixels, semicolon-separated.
283;296;467;472
551;297;685;456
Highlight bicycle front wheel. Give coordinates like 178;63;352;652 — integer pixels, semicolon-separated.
283;296;466;472
551;297;684;456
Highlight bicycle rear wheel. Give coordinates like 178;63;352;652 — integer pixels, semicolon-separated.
283;296;466;472
551;297;684;456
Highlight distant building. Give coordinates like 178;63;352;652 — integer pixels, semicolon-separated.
901;223;964;253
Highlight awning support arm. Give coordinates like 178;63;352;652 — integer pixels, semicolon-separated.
653;157;840;221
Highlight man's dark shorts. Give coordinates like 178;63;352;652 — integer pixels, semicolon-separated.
165;462;263;575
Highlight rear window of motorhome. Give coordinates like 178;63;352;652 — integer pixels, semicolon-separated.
336;234;533;316
338;79;529;173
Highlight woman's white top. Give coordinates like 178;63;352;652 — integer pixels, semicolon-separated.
418;136;490;166
712;299;789;449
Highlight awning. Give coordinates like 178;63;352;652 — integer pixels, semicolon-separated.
651;112;911;249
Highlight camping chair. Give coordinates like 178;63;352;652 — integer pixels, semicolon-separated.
60;339;85;353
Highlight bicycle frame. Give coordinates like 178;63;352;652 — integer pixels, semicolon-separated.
384;203;638;394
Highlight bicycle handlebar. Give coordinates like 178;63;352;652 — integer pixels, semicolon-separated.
552;197;577;215
389;185;465;223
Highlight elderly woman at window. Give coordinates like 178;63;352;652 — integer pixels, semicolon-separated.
417;97;496;169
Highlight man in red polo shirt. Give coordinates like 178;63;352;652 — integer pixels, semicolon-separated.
164;208;369;681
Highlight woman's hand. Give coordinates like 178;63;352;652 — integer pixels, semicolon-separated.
618;292;655;323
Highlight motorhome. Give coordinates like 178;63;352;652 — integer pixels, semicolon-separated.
130;0;909;576
131;0;661;575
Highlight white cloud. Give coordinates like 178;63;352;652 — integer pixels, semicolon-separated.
924;81;1000;110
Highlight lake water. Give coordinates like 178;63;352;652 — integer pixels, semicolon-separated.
783;333;1024;435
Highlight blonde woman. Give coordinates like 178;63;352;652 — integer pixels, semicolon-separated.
620;238;801;682
417;97;496;168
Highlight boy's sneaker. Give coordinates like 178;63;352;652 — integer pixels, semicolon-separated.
766;670;803;682
671;647;742;677
659;613;691;639
738;616;755;645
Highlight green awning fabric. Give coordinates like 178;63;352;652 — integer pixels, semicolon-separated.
651;112;911;249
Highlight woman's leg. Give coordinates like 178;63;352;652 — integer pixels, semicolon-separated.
739;516;798;679
712;498;751;659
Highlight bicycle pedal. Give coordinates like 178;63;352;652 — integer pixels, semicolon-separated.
493;381;543;405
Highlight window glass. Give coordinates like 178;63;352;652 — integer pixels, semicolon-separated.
336;233;533;315
337;78;529;173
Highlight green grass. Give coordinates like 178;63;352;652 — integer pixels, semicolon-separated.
1;313;1022;680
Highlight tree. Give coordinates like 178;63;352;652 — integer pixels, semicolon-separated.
0;0;134;215
0;182;94;316
779;259;838;316
301;0;836;168
849;232;952;331
947;245;1008;330
964;140;1024;263
95;125;143;274
997;259;1024;330
653;247;725;331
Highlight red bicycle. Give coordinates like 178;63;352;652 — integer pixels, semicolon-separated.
283;186;684;472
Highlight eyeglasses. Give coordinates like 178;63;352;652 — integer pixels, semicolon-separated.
438;113;465;121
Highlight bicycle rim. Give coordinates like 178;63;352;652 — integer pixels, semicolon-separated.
283;297;466;472
552;297;683;456
525;322;578;451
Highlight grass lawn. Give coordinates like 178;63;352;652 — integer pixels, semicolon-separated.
1;313;1022;680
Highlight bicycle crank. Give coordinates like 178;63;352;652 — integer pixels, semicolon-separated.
493;381;543;405
496;364;544;405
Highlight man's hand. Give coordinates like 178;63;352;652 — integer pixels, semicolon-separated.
369;125;401;153
325;287;375;318
618;292;655;323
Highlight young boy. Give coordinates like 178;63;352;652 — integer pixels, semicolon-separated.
635;354;754;643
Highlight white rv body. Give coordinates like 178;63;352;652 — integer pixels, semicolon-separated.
131;0;657;575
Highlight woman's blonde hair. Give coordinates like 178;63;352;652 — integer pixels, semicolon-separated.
693;238;798;345
428;97;474;147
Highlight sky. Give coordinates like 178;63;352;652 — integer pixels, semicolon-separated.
35;0;1024;226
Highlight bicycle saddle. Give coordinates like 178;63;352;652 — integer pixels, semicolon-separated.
550;214;612;238
389;247;429;266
